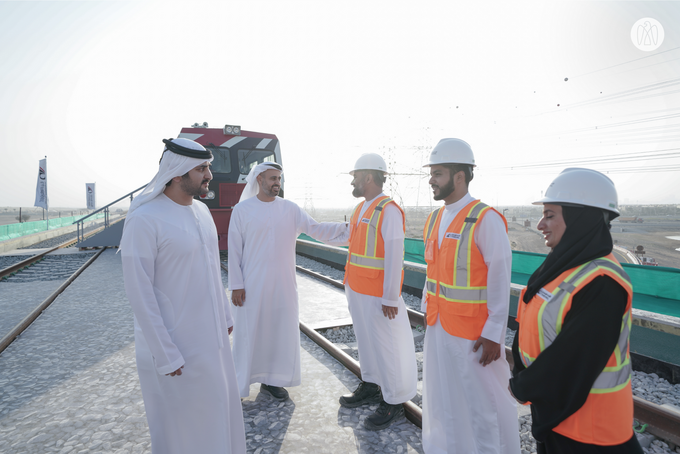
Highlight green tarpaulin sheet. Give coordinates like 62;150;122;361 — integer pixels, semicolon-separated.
298;234;680;318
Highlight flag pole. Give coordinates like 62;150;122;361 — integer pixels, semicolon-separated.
45;156;49;230
34;156;49;230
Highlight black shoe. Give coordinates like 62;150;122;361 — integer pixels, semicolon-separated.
363;401;404;431
339;382;382;408
260;383;289;401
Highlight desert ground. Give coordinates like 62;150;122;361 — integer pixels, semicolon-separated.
2;204;678;269
311;207;680;270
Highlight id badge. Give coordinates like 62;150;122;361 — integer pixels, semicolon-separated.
424;238;436;263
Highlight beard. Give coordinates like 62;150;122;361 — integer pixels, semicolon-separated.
352;185;364;198
181;177;210;197
262;182;280;198
433;178;454;201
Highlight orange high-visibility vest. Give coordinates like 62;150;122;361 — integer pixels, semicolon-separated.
517;254;634;445
344;196;405;297
423;200;507;340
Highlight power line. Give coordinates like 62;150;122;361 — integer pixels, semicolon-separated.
587;88;680;108
522;113;680;139
491;147;680;170
565;78;680;109
603;164;680;173
484;164;680;177
513;79;680;122
554;136;680;147
569;46;680;79
613;56;680;77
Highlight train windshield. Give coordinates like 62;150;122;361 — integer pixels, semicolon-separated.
206;146;232;174
238;149;277;174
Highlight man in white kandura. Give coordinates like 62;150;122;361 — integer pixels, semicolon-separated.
121;138;245;454
337;153;418;430
421;139;520;454
228;162;348;401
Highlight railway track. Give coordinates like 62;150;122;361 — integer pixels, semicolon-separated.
0;223;107;281
285;262;680;447
0;246;106;354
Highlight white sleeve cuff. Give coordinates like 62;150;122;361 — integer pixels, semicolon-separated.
156;356;186;376
381;297;400;308
481;319;505;345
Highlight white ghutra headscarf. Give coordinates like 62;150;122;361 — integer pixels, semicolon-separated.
128;138;213;215
238;162;284;203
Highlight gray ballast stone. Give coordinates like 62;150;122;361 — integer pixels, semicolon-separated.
0;249;147;454
298;255;680;453
3;249;425;454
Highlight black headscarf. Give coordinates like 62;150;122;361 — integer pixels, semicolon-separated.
522;205;613;303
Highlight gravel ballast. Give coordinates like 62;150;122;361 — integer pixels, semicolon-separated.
299;254;680;453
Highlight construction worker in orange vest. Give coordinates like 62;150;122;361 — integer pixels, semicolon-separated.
421;139;520;454
338;153;418;431
509;168;643;453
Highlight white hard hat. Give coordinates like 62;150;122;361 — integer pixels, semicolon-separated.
350;153;388;175
533;168;620;216
423;138;476;167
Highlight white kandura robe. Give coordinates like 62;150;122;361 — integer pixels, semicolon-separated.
228;196;349;397
121;194;245;454
341;193;417;404
421;192;520;454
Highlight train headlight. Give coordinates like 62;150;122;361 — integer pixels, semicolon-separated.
206;190;215;200
223;124;242;135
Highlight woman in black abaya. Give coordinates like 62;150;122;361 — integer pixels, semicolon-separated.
509;168;643;454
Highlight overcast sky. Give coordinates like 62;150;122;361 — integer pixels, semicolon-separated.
1;0;679;210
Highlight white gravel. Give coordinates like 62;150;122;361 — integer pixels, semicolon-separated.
300;254;680;453
296;254;424;311
505;328;680;410
296;254;345;281
632;372;680;407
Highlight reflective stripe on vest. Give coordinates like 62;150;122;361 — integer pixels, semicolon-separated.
424;207;441;243
423;199;507;340
346;197;394;271
424;201;493;303
348;253;384;269
344;196;405;298
520;257;633;394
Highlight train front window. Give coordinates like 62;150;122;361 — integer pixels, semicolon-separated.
238;149;276;174
205;146;231;174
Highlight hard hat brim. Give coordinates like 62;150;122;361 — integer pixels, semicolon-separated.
423;163;476;168
349;169;389;176
533;196;621;216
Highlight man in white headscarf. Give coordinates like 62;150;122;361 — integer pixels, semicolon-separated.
121;138;246;454
228;162;349;400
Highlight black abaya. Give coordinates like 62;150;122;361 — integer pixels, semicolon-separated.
509;205;643;453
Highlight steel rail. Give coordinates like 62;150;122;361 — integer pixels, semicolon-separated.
219;262;424;426
295;265;425;427
294;264;680;445
633;397;680;446
0;247;106;354
0;221;112;280
0;249;57;280
294;265;517;366
299;320;423;428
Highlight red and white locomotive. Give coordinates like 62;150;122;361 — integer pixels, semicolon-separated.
177;123;283;250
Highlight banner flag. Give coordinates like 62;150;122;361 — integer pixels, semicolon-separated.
86;183;96;210
34;158;48;210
